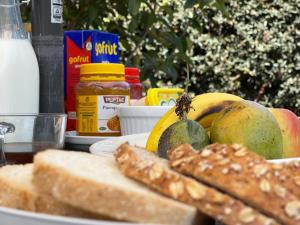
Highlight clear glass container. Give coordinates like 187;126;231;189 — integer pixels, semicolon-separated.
0;0;28;39
0;113;67;165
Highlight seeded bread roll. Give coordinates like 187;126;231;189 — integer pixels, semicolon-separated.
168;143;300;225
32;149;205;225
115;143;280;225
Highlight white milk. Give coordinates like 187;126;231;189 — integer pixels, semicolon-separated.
0;39;39;144
0;39;39;113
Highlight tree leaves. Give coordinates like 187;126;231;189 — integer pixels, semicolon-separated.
185;0;198;8
58;0;222;86
88;6;98;23
163;55;178;82
184;0;229;18
20;0;300;114
140;12;156;29
213;0;229;17
185;0;214;8
128;0;142;15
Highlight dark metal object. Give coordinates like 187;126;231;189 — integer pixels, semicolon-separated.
64;143;90;152
31;0;64;113
0;122;15;135
0;122;15;165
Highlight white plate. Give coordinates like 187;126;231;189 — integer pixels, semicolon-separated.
90;133;300;164
90;133;149;155
65;131;118;145
0;206;145;225
269;158;300;164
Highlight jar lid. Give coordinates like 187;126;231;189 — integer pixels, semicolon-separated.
81;63;125;75
125;67;140;78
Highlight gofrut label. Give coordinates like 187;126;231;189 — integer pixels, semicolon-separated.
64;30;119;131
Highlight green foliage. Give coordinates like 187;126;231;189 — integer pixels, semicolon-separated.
62;0;300;114
189;1;300;114
22;0;300;114
62;0;226;87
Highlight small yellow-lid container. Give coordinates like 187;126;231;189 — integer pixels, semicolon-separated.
80;63;125;81
145;88;184;106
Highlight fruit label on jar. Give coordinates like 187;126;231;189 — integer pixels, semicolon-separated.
77;95;129;134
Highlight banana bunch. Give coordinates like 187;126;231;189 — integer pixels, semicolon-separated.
146;93;243;152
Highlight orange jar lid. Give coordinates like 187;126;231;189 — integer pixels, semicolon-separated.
80;63;125;81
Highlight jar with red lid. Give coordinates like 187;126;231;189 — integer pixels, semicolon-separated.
125;67;143;100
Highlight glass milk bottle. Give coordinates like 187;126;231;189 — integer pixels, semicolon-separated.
0;0;39;113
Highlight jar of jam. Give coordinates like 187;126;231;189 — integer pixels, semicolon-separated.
75;63;130;136
125;67;143;100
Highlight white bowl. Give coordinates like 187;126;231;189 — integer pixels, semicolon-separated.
117;106;172;135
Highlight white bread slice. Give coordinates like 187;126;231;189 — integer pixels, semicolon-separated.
32;150;209;225
0;164;103;219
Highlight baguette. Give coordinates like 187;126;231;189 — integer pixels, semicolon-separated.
115;143;280;225
32;149;206;225
0;164;102;219
168;143;300;225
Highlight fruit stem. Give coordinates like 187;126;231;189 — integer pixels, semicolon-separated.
175;65;193;120
184;64;190;93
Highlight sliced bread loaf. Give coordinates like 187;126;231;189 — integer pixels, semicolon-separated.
32;150;207;225
0;164;102;219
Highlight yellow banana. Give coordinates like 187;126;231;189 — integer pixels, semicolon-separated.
146;92;243;152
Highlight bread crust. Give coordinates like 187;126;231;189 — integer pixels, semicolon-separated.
285;161;300;180
196;143;300;199
271;160;300;198
0;173;36;211
0;164;102;219
32;149;202;225
115;143;280;225
168;143;300;225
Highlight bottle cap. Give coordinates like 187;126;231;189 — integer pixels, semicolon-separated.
80;63;125;81
125;67;140;83
125;67;139;78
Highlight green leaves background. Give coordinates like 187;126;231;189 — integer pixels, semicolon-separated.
22;0;300;114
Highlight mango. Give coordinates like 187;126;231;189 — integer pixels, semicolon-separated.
269;108;300;158
158;120;210;158
210;100;283;159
